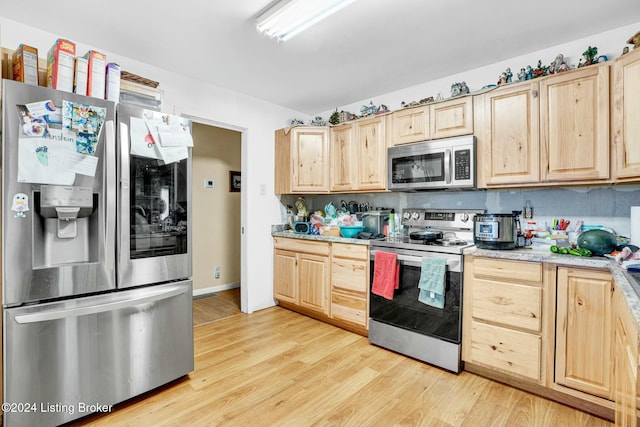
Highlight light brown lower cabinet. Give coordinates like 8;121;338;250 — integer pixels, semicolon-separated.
614;284;639;427
463;256;640;423
273;238;329;315
273;237;369;336
330;243;369;329
555;267;614;400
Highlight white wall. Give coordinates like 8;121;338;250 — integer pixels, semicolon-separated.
318;22;640;118
0;17;305;314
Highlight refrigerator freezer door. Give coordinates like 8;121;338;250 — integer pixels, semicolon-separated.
1;79;117;305
116;103;192;288
3;280;194;427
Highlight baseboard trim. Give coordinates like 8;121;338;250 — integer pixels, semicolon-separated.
193;282;240;298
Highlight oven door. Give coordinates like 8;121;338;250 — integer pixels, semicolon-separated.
369;250;462;343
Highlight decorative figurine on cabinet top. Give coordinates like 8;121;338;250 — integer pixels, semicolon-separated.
360;101;378;117
578;46;599;68
450;82;462;97
627;30;640;48
339;110;356;122
289;118;304;126
517;67;527;81
532;60;549;78
329;109;340;125
310;116;325;126
450;82;468;97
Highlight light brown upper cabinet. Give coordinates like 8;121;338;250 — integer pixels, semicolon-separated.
275;126;330;194
613;48;640;181
540;64;610;182
476;64;610;188
390;96;473;146
330;122;356;191
329;115;388;192
476;81;540;186
391;105;430;145
430;96;474;139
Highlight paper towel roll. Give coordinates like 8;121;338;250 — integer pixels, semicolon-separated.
631;206;640;246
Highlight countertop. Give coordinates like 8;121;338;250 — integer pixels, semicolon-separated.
465;247;640;331
271;230;370;246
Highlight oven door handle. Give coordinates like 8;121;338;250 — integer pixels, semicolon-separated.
371;252;461;271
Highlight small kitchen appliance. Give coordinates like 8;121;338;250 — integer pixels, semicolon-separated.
387;136;476;191
361;210;391;235
473;212;521;250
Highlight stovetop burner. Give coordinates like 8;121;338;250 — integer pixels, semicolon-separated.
370;208;485;255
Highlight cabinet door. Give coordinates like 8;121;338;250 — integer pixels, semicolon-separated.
556;267;613;399
613;49;640;180
481;82;540;185
330;123;356;191
291;127;329;192
613;285;638;427
391;105;430;145
298;253;329;314
614;317;638;427
356;116;387;190
273;249;297;304
430;96;473;140
540;65;610;182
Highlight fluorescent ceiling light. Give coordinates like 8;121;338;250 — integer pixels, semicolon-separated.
256;0;356;43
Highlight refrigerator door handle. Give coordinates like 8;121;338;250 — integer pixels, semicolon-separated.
14;285;188;324
105;120;116;268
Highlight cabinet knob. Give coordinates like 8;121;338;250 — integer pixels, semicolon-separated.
532;90;538;98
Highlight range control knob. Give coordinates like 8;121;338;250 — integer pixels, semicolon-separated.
460;213;470;222
411;211;421;220
402;211;411;220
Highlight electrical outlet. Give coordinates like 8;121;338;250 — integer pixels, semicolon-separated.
214;266;221;279
204;179;214;188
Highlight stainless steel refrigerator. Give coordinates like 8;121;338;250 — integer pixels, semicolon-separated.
1;79;194;427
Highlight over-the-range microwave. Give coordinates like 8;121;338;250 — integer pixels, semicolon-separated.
387;135;476;191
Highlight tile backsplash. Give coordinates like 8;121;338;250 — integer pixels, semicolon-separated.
280;184;640;238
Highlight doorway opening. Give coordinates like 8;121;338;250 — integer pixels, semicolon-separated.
186;117;246;316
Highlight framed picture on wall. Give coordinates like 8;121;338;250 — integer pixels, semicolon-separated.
229;171;241;192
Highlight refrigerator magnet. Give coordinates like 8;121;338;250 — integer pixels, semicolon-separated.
11;193;30;218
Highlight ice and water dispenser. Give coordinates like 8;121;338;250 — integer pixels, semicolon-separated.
33;185;98;267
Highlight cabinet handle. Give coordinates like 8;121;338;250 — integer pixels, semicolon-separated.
532;89;538;98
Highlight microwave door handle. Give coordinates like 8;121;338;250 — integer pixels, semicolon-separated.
444;149;452;184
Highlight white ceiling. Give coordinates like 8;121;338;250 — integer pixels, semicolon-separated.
2;1;640;114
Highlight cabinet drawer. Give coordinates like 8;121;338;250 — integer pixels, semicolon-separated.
472;279;542;332
273;237;330;256
332;243;368;260
468;321;541;381
331;258;368;296
473;257;542;284
331;293;367;327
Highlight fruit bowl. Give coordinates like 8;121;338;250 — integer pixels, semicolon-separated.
340;225;363;238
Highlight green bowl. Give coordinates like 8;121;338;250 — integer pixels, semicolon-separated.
340;225;363;238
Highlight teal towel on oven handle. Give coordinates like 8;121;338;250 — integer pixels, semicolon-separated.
417;257;446;309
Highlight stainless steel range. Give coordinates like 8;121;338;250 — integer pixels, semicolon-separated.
368;208;484;373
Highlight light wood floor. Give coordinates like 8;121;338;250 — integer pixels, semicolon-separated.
193;288;241;326
72;302;612;427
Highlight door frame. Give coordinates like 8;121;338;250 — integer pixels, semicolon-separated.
181;114;248;313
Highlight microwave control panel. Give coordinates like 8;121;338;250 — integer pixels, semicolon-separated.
454;149;471;180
